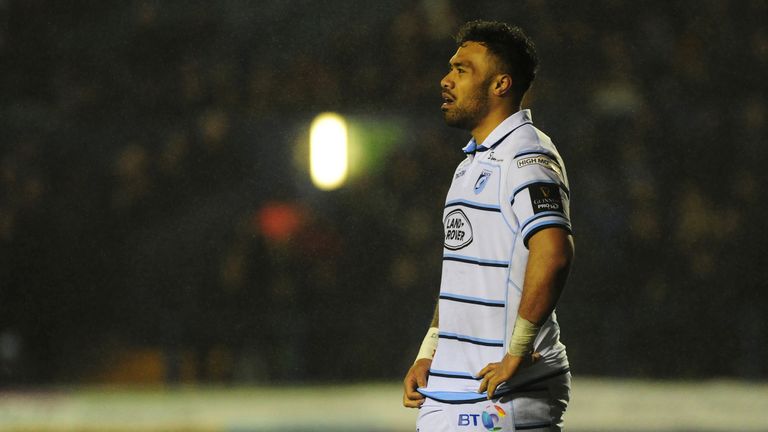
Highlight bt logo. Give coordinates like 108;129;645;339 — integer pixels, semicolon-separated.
458;413;481;427
457;404;507;431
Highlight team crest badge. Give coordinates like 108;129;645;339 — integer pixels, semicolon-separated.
474;170;492;194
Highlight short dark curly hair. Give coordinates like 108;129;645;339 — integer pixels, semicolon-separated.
455;20;539;102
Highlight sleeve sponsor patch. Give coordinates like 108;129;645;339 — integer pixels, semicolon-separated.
516;155;562;177
529;183;564;214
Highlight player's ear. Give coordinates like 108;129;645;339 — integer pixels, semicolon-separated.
492;74;513;97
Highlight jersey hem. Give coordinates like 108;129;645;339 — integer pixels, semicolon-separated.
417;366;570;404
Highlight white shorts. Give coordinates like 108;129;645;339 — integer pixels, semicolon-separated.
416;371;570;432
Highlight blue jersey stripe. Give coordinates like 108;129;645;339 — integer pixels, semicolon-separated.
429;369;480;380
520;211;568;233
443;254;509;268
444;199;501;212
440;292;505;307
417;390;488;403
439;331;504;347
523;221;572;248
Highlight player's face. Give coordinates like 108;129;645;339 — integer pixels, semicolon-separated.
440;42;496;131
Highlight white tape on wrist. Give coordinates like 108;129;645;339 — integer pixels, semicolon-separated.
415;327;439;362
507;316;541;357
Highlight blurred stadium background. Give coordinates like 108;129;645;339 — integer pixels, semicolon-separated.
0;0;766;430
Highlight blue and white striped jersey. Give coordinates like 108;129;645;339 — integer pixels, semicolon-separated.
419;109;571;404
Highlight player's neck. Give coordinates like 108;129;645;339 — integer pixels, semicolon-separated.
472;105;520;146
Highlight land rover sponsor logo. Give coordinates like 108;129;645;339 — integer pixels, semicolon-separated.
529;183;564;214
517;155;562;176
444;209;473;250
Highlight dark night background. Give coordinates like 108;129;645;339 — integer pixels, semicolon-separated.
1;0;766;387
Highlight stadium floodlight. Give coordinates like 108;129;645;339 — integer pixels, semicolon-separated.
309;112;348;191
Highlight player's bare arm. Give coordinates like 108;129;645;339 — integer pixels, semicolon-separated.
403;303;439;408
478;227;574;398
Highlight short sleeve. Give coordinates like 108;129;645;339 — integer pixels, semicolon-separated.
509;152;572;248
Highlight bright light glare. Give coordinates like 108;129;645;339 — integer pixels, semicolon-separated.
309;113;348;190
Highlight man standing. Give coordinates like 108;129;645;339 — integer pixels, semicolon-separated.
402;21;574;431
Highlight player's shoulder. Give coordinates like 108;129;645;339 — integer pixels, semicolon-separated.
515;125;558;157
492;123;554;157
501;125;566;183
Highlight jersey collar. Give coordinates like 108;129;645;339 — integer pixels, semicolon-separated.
462;109;533;154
